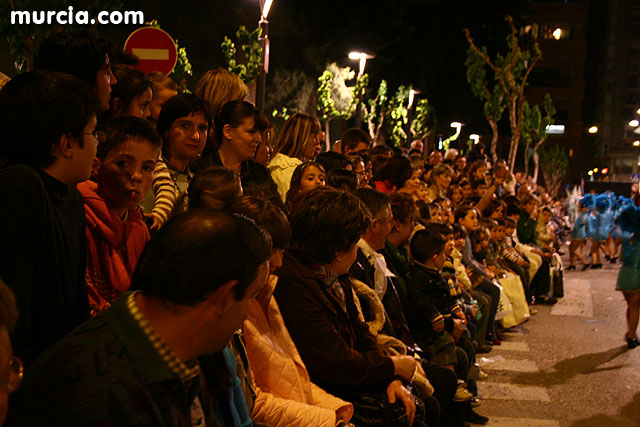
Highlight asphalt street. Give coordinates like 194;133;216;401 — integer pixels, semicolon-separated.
471;254;640;427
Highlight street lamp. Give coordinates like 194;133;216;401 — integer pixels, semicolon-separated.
348;51;374;127
470;134;480;144
634;140;640;147
256;0;273;112
630;120;639;127
588;126;598;134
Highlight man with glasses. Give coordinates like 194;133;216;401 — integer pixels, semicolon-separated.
0;70;100;366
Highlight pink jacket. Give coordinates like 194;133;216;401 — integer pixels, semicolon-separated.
244;275;353;427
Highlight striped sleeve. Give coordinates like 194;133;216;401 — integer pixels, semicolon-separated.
151;159;177;226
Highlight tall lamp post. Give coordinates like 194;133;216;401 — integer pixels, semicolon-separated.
256;0;273;112
348;51;374;128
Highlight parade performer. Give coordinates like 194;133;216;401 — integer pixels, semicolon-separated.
614;204;640;349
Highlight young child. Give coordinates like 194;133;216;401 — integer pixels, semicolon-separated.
499;218;531;300
77;116;162;313
284;161;326;209
147;71;178;124
104;65;153;120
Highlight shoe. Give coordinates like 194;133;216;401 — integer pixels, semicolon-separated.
605;254;611;261
490;338;502;346
454;381;473;402
476;344;492;354
566;265;576;271
470;397;482;407
626;334;640;349
590;263;602;269
582;263;591;271
468;363;489;381
529;308;538;315
611;257;618;264
534;295;558;305
465;407;489;425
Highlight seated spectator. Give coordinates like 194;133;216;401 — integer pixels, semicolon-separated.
78;117;162;313
147;71;178;124
103;65;152;120
315;151;353;175
268;113;322;201
347;153;370;188
7;210;270;425
285;161;326;209
35;30;116;113
340;128;371;155
254;112;276;166
175;166;243;214
276;187;422;426
0;280;21;426
233;196;354;427
426;164;454;202
373;154;412;194
0;70;99;365
142;93;211;231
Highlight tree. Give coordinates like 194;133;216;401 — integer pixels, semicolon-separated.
538;144;568;197
464;16;542;170
363;80;389;146
521;93;555;182
221;25;262;84
316;63;368;146
0;0;123;72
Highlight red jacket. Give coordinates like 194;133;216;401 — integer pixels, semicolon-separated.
77;180;149;314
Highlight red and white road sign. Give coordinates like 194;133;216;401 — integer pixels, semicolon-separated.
124;27;178;75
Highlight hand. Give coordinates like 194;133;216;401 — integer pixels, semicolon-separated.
471;305;478;318
485;270;495;280
451;318;464;342
386;379;416;426
150;217;162;232
391;355;419;381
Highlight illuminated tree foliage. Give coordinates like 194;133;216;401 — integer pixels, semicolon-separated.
465;16;542;170
521;93;555;182
221;25;262;84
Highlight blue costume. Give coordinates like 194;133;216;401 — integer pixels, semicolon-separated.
615;204;640;292
595;195;614;242
571;211;588;240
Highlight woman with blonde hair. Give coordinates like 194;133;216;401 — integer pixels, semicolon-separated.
268;113;322;202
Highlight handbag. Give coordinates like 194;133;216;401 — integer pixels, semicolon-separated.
552;269;564;298
347;383;426;427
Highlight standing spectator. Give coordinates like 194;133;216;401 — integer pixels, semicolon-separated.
0;71;99;365
340;128;371;155
7;210;270;425
147;71;178;124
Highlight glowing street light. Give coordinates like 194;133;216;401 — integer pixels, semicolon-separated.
637;107;640;115
630;120;640;127
408;88;420;110
261;0;273;18
602;168;609;174
450;122;462;139
588;126;598;134
552;28;562;40
593;168;599;173
348;51;375;78
634;140;640;147
587;170;593;176
255;0;274;112
470;134;480;144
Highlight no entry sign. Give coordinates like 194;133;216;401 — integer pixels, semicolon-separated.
124;27;178;75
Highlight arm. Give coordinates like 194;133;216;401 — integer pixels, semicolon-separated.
150;160;177;229
462;236;488;278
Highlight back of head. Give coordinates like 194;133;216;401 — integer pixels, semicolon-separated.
132;209;271;304
274;113;321;158
195;68;248;117
230;195;291;250
327;169;357;192
389;192;416;224
410;228;446;264
353;187;390;218
185;166;242;211
97;116;162;161
340;128;370;153
289;187;371;264
374;154;412;189
0;70;99;168
147;71;178;95
35;30;107;88
315;151;353;174
157;93;212;144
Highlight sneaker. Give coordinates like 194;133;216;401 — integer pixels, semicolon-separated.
529;307;538;315
454;381;473;402
468;363;489;380
476;344;492;354
470;397;482;407
465;407;489;425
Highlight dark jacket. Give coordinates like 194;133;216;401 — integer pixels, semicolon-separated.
0;164;90;365
517;210;537;245
406;264;460;347
274;252;395;397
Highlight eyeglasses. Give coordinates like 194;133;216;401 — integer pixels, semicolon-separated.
0;356;24;393
83;130;106;143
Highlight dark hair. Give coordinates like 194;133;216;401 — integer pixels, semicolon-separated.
0;70;99;168
157;93;212;153
480;218;498;230
181;167;242;212
390;192;417;224
373;154;412;189
289;187;371;264
315;151;353;174
132;209;271;304
459;178;470;188
520;194;539;207
424;222;453;238
503;217;517;228
495;218;506;227
36;30;108;88
0;279;18;332
416;200;431;221
455;205;476;224
408;148;422;156
327;169;358;191
341;128;371;153
410;229;446;263
230;195;291;250
451;223;467;239
466;159;486;181
353;187;391;219
285;161;326;206
482;200;506;219
97;116;162;161
471;179;487;190
215;100;259;147
369;145;394;157
107;64;152;115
